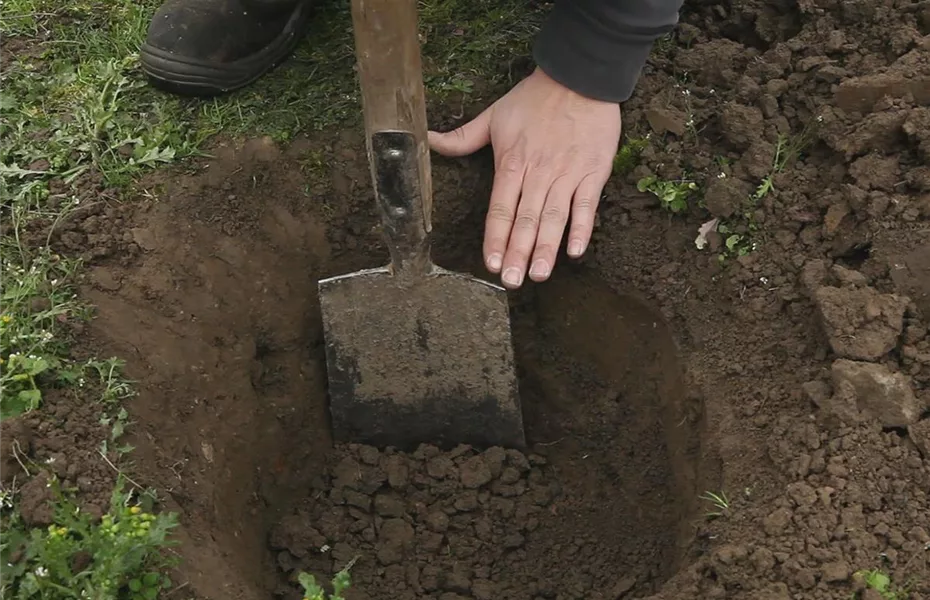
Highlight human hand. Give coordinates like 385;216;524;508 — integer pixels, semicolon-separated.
428;67;621;289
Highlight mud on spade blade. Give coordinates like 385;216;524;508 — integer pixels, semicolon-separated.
317;131;525;451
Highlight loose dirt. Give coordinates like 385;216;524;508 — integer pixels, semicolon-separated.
4;1;930;599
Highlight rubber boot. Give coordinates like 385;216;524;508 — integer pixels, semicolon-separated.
140;0;313;96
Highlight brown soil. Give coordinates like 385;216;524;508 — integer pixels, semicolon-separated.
4;1;930;599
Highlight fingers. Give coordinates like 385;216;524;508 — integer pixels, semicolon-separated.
567;169;610;259
427;109;492;157
498;160;553;289
528;175;575;282
487;154;606;289
483;149;525;275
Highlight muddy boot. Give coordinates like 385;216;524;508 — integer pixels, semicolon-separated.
140;0;313;96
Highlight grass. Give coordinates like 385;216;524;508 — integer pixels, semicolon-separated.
1;0;547;216
1;0;546;595
699;490;731;520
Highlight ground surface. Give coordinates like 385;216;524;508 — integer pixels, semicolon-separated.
2;0;930;599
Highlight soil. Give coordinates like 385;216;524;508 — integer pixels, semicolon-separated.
4;1;930;599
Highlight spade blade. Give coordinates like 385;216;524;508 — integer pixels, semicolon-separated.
318;267;525;450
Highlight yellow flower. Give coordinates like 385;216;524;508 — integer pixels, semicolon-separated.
130;506;141;515
1;315;11;324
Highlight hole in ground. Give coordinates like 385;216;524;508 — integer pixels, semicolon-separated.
81;137;714;600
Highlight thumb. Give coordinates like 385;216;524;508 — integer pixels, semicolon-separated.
428;108;492;157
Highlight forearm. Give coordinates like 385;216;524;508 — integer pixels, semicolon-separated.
533;0;685;103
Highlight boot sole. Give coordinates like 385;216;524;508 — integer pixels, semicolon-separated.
140;2;312;96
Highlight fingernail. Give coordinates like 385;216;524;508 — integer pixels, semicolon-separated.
487;253;503;271
502;267;523;287
567;240;585;257
529;259;550;279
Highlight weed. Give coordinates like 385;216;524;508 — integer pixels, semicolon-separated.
680;88;698;139
713;117;820;261
699;490;731;519
637;175;698;214
1;476;178;599
89;357;138;457
752;118;820;203
298;559;357;600
651;32;676;58
0;481;18;511
715;220;758;259
854;569;911;600
752;135;790;202
0;248;86;419
612;136;649;176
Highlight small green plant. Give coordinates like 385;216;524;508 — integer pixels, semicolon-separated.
715;220;759;259
0;249;87;419
637;175;698;214
651;32;677;57
713;119;820;262
753;120;820;203
298;561;356;600
1;476;179;599
612;136;649;176
699;490;731;519
88;357;138;457
854;569;911;599
752;135;789;202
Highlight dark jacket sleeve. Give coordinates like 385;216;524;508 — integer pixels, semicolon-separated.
533;0;685;103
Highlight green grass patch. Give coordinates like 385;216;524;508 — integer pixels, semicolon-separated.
1;0;546;217
612;136;649;176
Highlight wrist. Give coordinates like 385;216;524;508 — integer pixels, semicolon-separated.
532;66;620;108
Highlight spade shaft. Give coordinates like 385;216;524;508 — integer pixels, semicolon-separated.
317;0;526;450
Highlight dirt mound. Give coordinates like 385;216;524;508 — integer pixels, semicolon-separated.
269;444;576;600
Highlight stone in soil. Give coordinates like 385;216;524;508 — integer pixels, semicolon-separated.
829;359;920;427
813;285;909;361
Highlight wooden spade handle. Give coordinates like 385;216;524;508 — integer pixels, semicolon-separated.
350;0;433;238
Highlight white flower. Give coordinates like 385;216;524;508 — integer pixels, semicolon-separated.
35;566;48;577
